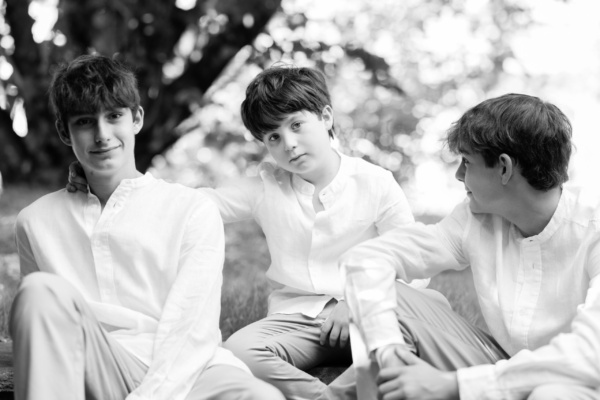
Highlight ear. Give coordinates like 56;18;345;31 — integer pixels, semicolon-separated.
132;106;144;135
321;105;334;131
498;153;514;185
56;121;71;146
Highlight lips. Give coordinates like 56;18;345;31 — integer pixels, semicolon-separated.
90;145;120;154
289;153;306;163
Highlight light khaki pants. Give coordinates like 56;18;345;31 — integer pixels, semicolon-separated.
9;272;284;400
322;283;599;400
224;301;352;400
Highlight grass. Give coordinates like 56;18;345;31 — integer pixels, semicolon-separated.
0;184;485;342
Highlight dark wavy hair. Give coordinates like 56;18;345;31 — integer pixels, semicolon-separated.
446;93;572;191
49;54;140;133
241;65;334;141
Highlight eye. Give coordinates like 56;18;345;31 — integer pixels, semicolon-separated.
108;112;123;120
74;118;93;126
291;121;302;130
267;133;280;142
462;157;470;165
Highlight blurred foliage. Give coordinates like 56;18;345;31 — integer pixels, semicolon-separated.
0;0;281;184
148;0;545;194
0;0;571;199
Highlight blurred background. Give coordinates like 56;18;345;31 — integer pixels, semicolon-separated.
1;0;600;339
2;0;600;215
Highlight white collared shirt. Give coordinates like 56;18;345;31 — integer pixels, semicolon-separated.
15;173;248;400
202;154;428;318
341;186;600;399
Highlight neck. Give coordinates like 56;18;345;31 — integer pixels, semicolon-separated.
86;168;142;208
300;149;341;191
502;186;562;237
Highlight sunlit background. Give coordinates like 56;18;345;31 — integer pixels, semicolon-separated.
1;0;599;217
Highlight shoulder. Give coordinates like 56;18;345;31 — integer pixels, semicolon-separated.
154;179;214;207
17;189;71;224
342;155;396;186
344;155;390;175
258;160;291;181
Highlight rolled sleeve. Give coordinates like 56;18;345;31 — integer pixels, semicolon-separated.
457;364;503;400
343;257;404;353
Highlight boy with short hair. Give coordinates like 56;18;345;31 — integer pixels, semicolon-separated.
11;54;283;400
68;64;431;399
207;66;432;399
336;94;600;399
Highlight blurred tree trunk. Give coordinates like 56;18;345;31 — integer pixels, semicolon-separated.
0;0;280;185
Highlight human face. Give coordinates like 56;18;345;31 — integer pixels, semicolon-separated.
60;107;143;182
455;150;505;214
262;107;337;184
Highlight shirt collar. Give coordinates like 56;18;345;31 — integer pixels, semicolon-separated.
291;151;349;197
514;188;568;243
87;172;155;205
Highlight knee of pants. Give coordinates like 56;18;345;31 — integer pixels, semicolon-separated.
10;272;78;334
223;334;277;376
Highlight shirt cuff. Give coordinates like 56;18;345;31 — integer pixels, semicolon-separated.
457;364;503;400
361;309;404;354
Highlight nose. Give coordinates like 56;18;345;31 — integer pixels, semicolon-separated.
281;131;297;151
95;119;112;143
455;160;465;182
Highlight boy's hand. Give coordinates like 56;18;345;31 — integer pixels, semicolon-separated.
66;161;88;193
377;347;459;400
320;299;350;348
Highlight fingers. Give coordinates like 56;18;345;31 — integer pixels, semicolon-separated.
382;389;404;400
328;323;341;347
379;376;404;400
320;318;333;346
67;161;88;193
338;324;349;348
70;161;84;176
377;366;405;383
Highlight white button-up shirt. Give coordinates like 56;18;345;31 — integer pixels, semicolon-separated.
341;186;600;399
202;154;428;318
15;173;247;400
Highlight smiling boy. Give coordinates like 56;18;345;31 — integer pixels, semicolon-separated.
334;93;600;399
10;54;283;400
66;65;431;399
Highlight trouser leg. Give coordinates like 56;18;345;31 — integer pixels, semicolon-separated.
224;302;352;400
392;285;507;370
324;284;508;400
9;272;147;400
186;365;285;400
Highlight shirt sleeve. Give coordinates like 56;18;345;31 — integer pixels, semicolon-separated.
457;233;600;400
15;211;40;276
126;198;226;400
374;171;415;234
198;176;263;224
374;171;431;289
341;203;469;353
